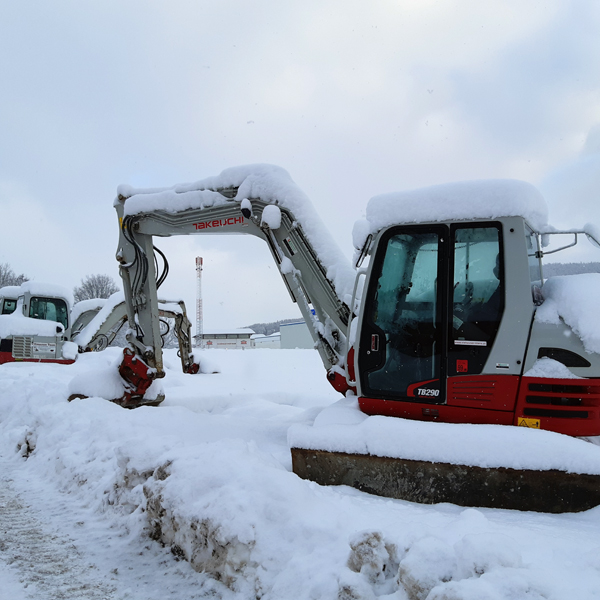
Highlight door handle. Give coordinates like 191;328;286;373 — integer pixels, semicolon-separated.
371;334;380;352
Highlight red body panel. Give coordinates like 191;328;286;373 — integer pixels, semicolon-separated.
514;376;600;436
0;351;75;365
359;374;600;436
447;375;519;411
359;396;514;425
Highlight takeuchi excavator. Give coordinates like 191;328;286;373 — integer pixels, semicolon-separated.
98;165;600;440
64;164;600;512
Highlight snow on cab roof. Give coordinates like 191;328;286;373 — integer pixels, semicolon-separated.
19;281;74;308
0;285;21;299
354;179;549;249
116;164;356;305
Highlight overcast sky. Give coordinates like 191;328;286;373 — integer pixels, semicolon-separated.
1;1;600;330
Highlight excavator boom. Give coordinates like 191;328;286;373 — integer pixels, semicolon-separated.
112;167;355;406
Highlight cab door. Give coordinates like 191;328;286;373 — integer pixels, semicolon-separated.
358;222;507;411
358;225;448;402
449;224;504;376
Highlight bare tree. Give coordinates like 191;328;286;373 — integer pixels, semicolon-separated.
0;263;29;288
73;274;120;303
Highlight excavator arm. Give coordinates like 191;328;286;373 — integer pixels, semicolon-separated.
73;295;199;374
112;167;354;407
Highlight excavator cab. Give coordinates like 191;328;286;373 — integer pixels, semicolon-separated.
355;215;600;436
0;283;75;364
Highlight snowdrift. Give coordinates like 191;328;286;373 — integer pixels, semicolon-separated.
1;349;600;599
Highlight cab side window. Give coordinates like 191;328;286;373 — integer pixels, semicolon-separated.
1;299;16;314
450;225;504;375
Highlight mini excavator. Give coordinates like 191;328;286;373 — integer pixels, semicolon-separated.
104;166;600;436
71;165;600;511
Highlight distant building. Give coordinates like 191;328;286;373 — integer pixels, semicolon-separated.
201;328;254;349
252;332;281;349
280;321;314;349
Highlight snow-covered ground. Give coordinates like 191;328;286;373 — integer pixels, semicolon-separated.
2;348;600;599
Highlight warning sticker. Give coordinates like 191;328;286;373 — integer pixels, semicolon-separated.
518;417;540;429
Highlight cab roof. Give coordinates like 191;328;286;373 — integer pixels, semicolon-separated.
353;179;549;251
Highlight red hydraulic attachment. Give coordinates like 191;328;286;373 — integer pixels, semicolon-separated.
116;347;163;409
326;348;356;395
183;361;200;375
327;368;353;395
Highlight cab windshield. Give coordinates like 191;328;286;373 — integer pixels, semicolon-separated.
29;297;69;329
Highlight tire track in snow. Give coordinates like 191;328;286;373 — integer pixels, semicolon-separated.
0;455;233;600
0;473;115;600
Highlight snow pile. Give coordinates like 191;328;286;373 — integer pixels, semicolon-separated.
260;204;282;229
536;273;600;354
0;285;21;299
525;357;582;379
354;179;549;249
0;313;64;338
62;341;78;361
71;297;106;325
67;357;127;400
67;351;164;401
118;164;356;304
288;396;600;475
1;349;600;598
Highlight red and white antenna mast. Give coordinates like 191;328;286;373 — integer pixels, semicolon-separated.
195;256;203;348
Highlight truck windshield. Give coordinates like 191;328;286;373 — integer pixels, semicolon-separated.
29;297;69;329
